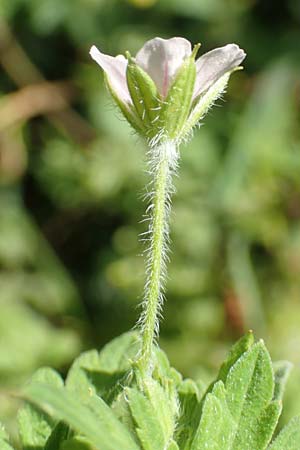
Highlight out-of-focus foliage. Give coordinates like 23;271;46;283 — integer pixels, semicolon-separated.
1;0;300;442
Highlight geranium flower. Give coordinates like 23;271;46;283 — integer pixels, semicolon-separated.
90;37;246;141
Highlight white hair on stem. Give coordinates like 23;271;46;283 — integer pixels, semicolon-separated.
136;139;179;375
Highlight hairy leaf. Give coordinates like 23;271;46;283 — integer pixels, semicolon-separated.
23;383;140;450
127;378;177;450
66;331;139;403
191;381;235;450
225;341;276;449
218;331;255;383
268;416;300;449
245;401;282;450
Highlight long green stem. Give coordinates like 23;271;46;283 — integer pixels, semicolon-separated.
138;140;178;374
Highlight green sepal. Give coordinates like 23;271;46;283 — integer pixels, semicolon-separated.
104;74;146;134
126;56;161;137
178;71;231;140
161;55;196;140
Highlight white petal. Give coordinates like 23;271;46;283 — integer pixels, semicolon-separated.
194;44;246;99
135;37;192;98
90;45;131;104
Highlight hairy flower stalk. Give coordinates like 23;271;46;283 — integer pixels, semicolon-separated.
139;140;178;373
90;36;246;374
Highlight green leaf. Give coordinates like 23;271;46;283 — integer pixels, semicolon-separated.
44;421;71;450
190;381;236;450
268;416;300;449
66;332;139;404
246;401;282;450
97;331;140;372
176;379;202;449
273;360;293;401
190;341;282;450
66;349;100;399
111;389;136;434
218;330;255;383
151;347;181;419
0;423;15;450
203;331;255;400
127;387;165;450
126;378;177;450
225;341;276;449
60;436;95;450
23;383;140;450
18;367;63;450
153;347;182;388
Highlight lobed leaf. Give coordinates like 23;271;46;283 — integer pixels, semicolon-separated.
190;381;236;450
190;339;283;450
127;387;166;450
66;331;139;404
225;341;277;449
126;378;177;450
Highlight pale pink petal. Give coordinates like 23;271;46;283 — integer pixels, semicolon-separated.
193;44;246;99
135;37;192;98
90;45;131;104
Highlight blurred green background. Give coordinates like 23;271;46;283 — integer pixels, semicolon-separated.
1;0;300;438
